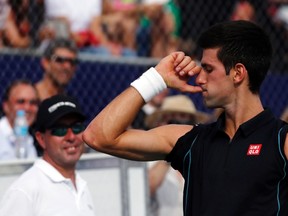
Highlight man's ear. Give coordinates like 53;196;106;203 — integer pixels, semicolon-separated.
35;131;46;150
41;58;50;71
2;101;9;115
233;63;247;84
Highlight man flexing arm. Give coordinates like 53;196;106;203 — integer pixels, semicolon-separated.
82;52;202;160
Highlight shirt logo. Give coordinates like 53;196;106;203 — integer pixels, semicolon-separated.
247;144;262;156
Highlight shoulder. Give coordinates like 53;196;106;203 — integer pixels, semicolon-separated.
165;123;211;156
176;122;215;140
9;162;47;191
0;117;12;135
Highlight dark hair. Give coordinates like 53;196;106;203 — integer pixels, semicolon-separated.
8;0;28;26
2;79;37;101
197;20;272;93
43;38;78;59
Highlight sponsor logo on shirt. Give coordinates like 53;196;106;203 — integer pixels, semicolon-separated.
247;144;262;156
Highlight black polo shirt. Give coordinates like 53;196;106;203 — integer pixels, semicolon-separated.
166;109;288;216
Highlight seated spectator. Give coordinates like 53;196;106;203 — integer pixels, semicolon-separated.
35;38;78;101
145;94;211;128
0;94;96;216
0;0;10;48
131;89;170;129
231;0;288;73
81;0;140;56
230;0;256;22
38;0;136;57
2;0;31;48
102;0;140;52
92;0;161;57
137;0;181;58
274;4;288;31
0;79;39;160
38;0;100;49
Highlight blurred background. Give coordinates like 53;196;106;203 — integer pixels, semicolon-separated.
0;0;287;123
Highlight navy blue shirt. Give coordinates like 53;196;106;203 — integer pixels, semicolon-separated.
166;109;288;216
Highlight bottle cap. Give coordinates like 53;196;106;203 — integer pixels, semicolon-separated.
16;110;25;117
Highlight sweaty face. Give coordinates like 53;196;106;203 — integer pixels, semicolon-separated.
196;48;235;109
45;48;77;87
3;83;39;127
39;115;85;170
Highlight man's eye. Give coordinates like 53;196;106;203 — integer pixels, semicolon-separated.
204;68;213;73
16;99;25;104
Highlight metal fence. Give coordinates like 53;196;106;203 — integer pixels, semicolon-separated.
0;49;287;123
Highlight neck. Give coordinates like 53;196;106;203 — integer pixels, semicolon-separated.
36;78;65;101
42;155;77;189
223;92;263;139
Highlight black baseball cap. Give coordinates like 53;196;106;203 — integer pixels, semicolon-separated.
35;94;86;132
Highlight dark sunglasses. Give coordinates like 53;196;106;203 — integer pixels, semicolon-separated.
16;98;39;106
51;55;78;66
49;123;85;137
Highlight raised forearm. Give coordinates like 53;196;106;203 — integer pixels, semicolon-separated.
83;52;201;159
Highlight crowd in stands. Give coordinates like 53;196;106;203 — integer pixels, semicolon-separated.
0;0;182;58
0;0;287;61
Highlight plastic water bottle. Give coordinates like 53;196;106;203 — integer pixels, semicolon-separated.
14;110;29;159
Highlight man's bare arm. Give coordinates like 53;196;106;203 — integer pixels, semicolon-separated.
82;52;201;160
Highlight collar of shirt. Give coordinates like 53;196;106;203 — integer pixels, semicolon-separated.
34;158;87;192
0;116;13;137
215;108;275;137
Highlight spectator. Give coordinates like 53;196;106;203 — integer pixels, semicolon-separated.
35;38;78;101
0;79;39;160
83;21;288;215
146;95;210;216
38;0;137;57
145;94;211;128
230;0;256;22
87;0;141;56
178;0;236;57
0;0;10;47
230;0;288;73
140;0;182;58
39;0;101;49
96;0;171;57
28;0;46;48
268;1;288;72
131;89;170;129
274;4;288;30
0;94;95;216
2;0;31;48
281;107;288;122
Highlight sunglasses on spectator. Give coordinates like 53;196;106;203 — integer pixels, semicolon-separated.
16;98;39;106
49;123;85;137
51;55;78;66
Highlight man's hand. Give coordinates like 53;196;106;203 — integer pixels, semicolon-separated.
155;51;203;93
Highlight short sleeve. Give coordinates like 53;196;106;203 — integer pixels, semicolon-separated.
0;188;34;216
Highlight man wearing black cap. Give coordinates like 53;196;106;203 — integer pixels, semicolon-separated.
0;95;95;216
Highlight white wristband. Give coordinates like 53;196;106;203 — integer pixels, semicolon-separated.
130;67;167;102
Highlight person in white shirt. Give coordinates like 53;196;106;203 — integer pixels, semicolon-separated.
0;79;39;160
0;94;95;216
